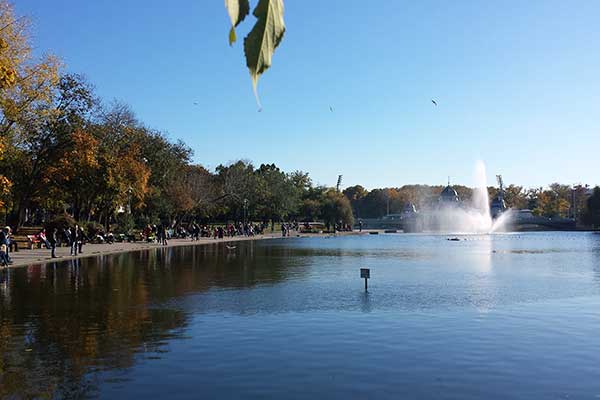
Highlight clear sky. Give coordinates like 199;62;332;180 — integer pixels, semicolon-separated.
14;0;600;190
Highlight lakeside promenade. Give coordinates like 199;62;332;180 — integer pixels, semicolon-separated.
3;231;366;269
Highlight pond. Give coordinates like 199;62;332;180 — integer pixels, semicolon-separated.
1;232;600;399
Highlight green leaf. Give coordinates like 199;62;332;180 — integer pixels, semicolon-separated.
244;0;285;108
225;0;250;46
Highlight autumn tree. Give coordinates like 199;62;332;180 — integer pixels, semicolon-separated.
0;2;60;139
3;73;96;226
87;103;150;228
503;184;528;209
0;2;60;223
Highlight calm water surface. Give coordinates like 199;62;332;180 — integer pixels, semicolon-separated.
1;232;600;399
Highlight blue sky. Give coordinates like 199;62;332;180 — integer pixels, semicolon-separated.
15;0;599;189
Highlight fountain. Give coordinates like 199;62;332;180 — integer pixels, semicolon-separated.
412;161;513;234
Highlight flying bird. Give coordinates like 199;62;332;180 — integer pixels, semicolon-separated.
431;99;438;106
193;102;198;106
226;245;237;250
329;106;334;112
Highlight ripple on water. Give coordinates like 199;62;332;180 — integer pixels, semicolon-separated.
1;232;600;399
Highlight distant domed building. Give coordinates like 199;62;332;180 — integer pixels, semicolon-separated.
439;184;460;204
490;196;506;219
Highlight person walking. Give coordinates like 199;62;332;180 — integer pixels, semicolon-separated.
62;227;71;249
77;226;86;254
49;228;58;258
70;224;79;256
160;224;168;246
0;243;9;267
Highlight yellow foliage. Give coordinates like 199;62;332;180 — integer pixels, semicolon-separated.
0;2;61;139
0;174;11;208
0;139;8;208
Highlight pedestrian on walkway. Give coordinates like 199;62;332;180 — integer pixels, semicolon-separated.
160;224;168;246
70;224;79;256
49;228;58;258
77;226;86;254
0;243;10;266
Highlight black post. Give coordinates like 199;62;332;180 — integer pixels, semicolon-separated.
360;268;370;292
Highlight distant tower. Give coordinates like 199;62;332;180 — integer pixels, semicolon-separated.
336;175;343;192
439;177;460;204
496;175;505;199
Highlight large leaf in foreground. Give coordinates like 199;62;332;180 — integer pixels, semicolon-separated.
225;0;250;46
244;0;285;108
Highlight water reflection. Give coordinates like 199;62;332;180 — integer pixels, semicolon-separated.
1;233;600;398
360;291;372;313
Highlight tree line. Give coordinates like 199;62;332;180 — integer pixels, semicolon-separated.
0;3;353;232
343;183;600;228
0;3;598;232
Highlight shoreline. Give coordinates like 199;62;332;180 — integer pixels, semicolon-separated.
2;231;367;270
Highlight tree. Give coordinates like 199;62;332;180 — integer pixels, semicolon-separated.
360;189;403;218
137;130;192;223
299;185;326;222
3;73;94;226
504;184;527;209
289;170;312;192
586;187;600;228
0;3;61;224
343;185;368;218
88;103;150;228
321;189;354;230
0;140;10;209
572;184;590;224
43;129;100;217
184;164;220;220
254;163;299;222
0;12;60;139
215;160;258;220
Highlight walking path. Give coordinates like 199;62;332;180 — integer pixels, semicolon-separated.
3;231;365;269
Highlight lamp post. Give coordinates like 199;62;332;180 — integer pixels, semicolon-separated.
243;198;248;224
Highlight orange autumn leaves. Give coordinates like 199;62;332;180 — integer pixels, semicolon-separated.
0;2;60;209
44;130;150;212
0;140;9;208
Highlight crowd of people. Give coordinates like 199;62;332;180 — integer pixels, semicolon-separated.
0;220;311;267
35;225;87;258
162;222;272;241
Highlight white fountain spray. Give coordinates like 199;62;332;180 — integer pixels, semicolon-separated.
472;160;493;231
418;161;513;234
